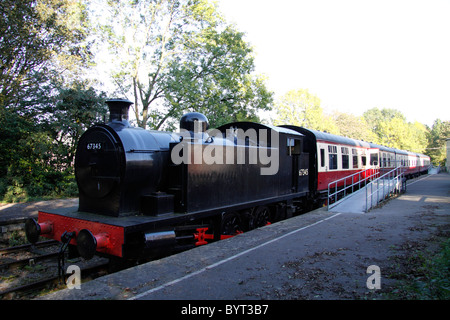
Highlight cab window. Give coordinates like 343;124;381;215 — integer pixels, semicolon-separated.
287;138;301;156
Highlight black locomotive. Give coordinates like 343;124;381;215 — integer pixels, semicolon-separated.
26;99;313;261
25;98;430;262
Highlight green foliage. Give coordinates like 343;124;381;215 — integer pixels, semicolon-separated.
388;238;450;299
331;111;377;142
40;82;108;167
363;107;429;152
162;26;273;129
94;0;273;130
427;119;450;166
0;0;106;202
272;89;337;133
0;81;106;202
0;0;92;107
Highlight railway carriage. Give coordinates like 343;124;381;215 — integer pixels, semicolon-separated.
418;154;431;175
369;143;397;175
405;151;420;178
281;126;375;201
403;152;430;178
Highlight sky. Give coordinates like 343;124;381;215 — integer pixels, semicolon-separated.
216;0;450;127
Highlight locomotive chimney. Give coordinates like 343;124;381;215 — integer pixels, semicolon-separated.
106;99;133;125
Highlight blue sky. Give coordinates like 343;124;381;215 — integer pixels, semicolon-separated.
216;0;450;127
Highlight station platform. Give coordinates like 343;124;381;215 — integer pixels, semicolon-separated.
38;173;449;302
0;198;78;223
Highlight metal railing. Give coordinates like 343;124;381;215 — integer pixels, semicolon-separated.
327;168;380;210
365;166;406;212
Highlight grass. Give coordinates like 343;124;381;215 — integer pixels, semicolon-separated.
385;238;450;299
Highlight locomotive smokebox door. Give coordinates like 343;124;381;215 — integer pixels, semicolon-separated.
141;193;174;216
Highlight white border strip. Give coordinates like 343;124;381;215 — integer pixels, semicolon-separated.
128;212;342;300
407;174;432;186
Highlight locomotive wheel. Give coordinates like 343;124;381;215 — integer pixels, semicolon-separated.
253;206;271;228
220;212;243;236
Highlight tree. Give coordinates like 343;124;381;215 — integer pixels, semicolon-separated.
0;0;92;108
0;1;104;201
364;107;429;152
0;81;106;202
272;89;337;133
427;119;450;166
94;0;272;129
162;26;272;129
331;111;377;142
406;121;429;153
363;107;405;144
40;82;108;169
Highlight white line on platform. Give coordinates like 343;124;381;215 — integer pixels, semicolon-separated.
128;212;342;300
407;174;432;186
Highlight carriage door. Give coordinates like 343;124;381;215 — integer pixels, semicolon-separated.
368;148;379;168
287;137;303;192
367;148;380;177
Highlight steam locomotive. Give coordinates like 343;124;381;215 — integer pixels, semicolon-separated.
25;99;430;261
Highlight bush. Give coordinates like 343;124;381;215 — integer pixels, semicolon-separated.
0;167;78;203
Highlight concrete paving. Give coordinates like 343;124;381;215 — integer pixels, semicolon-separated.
37;173;449;302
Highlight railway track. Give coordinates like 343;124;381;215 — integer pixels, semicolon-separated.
0;240;58;255
0;238;109;299
0;261;109;299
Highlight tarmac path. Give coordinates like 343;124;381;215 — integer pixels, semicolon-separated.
0;198;78;223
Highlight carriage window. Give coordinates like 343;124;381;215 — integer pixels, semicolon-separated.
329;154;338;170
341;147;349;169
287;138;301;156
351;149;357;168
320;149;325;167
361;156;367;166
328;145;338;170
370;154;378;166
